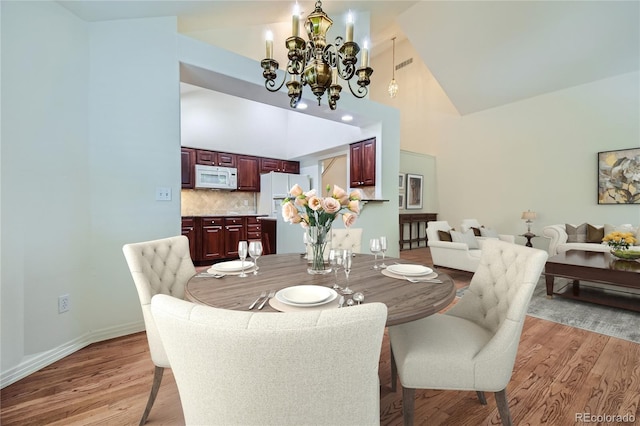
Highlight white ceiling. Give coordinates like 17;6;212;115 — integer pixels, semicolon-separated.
58;0;639;115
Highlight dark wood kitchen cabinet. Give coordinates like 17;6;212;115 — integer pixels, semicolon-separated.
224;217;246;257
246;216;262;241
200;217;225;261
259;158;300;174
181;147;196;189
181;217;197;260
349;137;376;187
185;215;266;265
236;155;260;192
196;150;237;167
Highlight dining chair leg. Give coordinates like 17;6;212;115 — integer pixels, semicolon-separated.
401;386;415;426
139;366;164;426
390;343;398;392
476;390;487;405
494;388;513;426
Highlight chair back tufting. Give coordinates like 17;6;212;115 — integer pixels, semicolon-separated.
123;235;196;367
330;228;363;253
447;239;548;334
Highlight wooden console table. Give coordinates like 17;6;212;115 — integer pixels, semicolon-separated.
399;213;438;251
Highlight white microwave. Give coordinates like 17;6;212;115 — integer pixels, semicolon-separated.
194;165;238;190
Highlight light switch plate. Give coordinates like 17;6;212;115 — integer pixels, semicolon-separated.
155;187;171;201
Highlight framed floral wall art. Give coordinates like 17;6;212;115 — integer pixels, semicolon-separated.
406;173;423;209
598;148;640;204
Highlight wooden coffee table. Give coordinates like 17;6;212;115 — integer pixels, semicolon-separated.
545;250;640;312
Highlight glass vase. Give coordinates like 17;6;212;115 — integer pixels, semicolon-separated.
610;248;640;260
307;224;332;275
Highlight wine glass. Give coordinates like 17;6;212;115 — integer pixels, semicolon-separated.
329;248;343;290
379;236;388;268
238;241;248;278
341;249;354;294
369;238;381;269
248;241;262;275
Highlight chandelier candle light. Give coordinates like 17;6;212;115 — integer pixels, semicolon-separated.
260;1;374;110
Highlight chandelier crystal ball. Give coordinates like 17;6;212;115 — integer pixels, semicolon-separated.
260;1;374;110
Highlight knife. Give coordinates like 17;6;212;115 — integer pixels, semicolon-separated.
249;291;266;310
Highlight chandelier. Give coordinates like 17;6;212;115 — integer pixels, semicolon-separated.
260;1;374;110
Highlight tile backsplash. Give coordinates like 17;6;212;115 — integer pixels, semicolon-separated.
181;189;257;216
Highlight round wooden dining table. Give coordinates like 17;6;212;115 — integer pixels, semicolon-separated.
185;253;456;327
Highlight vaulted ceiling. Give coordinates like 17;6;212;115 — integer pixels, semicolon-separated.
59;0;639;115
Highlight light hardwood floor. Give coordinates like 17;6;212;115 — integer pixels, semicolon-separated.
2;248;639;425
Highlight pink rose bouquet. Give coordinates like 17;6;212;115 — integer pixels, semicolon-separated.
282;184;362;228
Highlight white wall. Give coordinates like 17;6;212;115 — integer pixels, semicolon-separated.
0;2;181;386
179;83;364;160
436;72;640;249
87;16;181;331
1;0;91;379
372;38;640;251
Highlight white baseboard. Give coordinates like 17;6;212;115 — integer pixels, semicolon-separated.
1;321;145;389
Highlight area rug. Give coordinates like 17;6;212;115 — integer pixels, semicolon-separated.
456;279;640;344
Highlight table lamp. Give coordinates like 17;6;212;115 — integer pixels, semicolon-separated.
521;210;537;233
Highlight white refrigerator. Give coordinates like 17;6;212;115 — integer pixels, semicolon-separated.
258;172;311;254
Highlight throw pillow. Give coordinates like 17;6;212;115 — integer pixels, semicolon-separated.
471;227;482;237
604;223;636;237
586;224;604;243
566;223;587;243
451;229;479;249
480;227;499;238
437;230;453;242
604;224;615;236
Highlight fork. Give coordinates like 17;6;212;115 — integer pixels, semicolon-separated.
196;272;226;278
403;276;442;283
258;290;275;310
249;291;266;310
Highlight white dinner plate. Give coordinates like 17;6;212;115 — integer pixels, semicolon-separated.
387;264;433;277
211;260;255;272
276;286;338;307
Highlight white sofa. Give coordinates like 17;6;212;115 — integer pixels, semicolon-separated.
542;223;640;256
426;221;515;273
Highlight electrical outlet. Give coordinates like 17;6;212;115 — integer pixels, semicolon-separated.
58;294;70;313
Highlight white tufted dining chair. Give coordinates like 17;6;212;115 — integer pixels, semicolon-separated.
151;294;387;425
330;227;363;253
122;235;196;425
388;239;548;426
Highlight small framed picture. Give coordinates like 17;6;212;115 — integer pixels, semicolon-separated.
399;193;405;210
406;174;423;209
398;173;405;190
